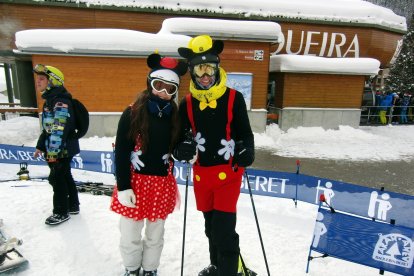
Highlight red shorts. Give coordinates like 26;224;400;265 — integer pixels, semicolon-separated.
193;164;244;213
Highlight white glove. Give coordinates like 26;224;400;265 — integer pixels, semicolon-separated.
130;150;145;171
117;189;136;208
189;149;198;164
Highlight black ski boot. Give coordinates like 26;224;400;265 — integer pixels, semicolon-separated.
143;270;157;276
17;162;30;180
69;205;80;215
45;213;70;225
123;268;140;276
198;264;218;276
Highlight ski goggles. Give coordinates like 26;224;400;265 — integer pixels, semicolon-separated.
150;79;178;96
192;63;218;78
33;64;49;75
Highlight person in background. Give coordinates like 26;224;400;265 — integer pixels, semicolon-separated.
409;94;414;122
374;89;383;124
110;53;187;276
400;92;412;124
379;91;398;125
33;64;80;225
174;35;255;276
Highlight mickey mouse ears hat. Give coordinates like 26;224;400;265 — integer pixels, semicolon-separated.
147;53;188;85
178;35;224;66
147;53;188;76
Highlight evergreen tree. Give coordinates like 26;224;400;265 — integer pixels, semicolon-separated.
366;0;414;27
385;13;414;94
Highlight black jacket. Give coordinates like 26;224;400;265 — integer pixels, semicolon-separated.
178;88;254;166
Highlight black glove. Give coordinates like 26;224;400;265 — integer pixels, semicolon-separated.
173;139;197;162
232;140;254;168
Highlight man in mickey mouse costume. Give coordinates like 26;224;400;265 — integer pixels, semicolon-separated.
174;35;255;276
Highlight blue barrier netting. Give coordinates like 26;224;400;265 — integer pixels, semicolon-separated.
1;144;414;229
307;206;414;275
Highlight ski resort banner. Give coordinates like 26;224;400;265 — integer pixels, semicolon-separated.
1;143;414;229
307;207;414;275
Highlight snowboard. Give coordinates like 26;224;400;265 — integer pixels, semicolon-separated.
76;182;114;196
0;220;28;273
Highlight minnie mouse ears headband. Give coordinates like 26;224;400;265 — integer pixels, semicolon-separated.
147;53;188;76
178;35;224;66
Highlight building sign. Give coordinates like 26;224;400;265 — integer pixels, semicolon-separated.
274;29;360;58
389;39;403;64
254;50;264;61
228;49;265;61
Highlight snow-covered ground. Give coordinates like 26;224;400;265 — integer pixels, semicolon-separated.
1;116;411;275
0;167;399;276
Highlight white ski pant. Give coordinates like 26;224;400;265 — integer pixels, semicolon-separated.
119;216;165;272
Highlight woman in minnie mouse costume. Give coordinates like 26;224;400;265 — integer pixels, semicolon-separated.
110;53;187;276
174;35;255;276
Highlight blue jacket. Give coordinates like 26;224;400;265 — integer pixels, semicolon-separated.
379;93;397;110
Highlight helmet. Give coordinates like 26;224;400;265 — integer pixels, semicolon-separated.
33;64;64;87
149;69;180;86
146;53;188;97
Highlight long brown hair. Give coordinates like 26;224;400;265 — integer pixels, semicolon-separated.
128;90;180;153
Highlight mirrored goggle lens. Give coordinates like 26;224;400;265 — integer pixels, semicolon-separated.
33;64;48;74
151;79;178;96
193;63;217;78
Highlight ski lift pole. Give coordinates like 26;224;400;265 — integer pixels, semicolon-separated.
180;162;191;276
244;171;271;276
295;160;301;208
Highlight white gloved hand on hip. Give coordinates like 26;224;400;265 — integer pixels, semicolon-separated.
117;189;136;208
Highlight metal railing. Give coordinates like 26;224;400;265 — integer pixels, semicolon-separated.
0;103;38;121
360;105;414;125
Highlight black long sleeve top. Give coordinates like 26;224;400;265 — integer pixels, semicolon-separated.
178;88;254;166
115;107;173;191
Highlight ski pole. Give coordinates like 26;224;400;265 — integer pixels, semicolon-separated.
180;162;191;276
244;171;271;276
112;142;117;180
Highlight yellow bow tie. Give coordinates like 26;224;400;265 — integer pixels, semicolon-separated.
199;100;217;111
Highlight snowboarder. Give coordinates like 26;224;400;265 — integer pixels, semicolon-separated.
174;35;255;276
33;64;81;225
110;53;187;276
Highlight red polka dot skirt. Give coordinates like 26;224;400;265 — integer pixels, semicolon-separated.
110;163;179;222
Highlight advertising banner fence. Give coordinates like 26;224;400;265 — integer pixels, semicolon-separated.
1;143;413;230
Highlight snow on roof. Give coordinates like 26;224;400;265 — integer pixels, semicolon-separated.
159;18;282;42
39;0;407;32
14;18;281;56
14;29;192;57
270;54;380;75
